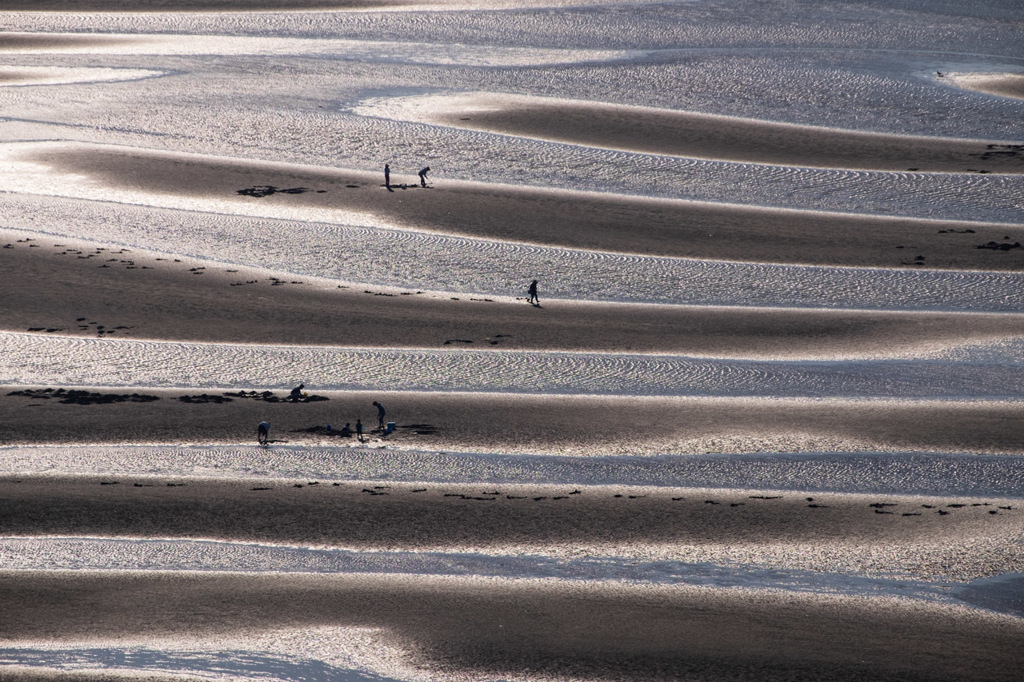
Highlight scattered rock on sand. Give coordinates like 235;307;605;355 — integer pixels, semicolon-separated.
976;241;1021;250
223;390;328;403
7;388;160;405
179;393;233;403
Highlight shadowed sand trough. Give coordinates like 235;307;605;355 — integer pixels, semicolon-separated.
0;33;144;51
1;570;1022;682
2;477;1020;557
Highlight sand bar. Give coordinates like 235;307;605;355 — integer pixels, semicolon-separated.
3;388;1024;454
2;570;1021;682
2;476;1019;551
4;233;1024;355
16;143;1024;269
405;92;1024;173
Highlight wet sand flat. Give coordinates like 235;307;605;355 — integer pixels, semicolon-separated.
2;3;1022;680
2;570;1021;682
3;387;1024;454
4;231;1024;355
1;476;1019;551
421;93;1024;173
20;143;1024;269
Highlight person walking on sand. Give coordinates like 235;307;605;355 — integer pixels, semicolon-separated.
257;421;270;445
356;418;364;442
384;163;391;190
418;166;430;187
527;279;540;306
373;400;387;431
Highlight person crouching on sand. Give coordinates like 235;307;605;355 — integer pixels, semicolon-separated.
257;421;270;445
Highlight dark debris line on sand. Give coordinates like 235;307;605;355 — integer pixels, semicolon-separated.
179;394;234;403
265;484;1017;520
6;388;159;405
225;390;329;403
6;388;333;405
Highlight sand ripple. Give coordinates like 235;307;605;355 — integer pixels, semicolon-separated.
3;332;1023;397
0;537;968;603
4;446;1023;497
0;31;632;66
4;194;1024;311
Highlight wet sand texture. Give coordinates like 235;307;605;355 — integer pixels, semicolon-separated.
3;389;1024;453
24;144;1024;269
0;0;419;11
2;571;1022;682
1;477;1019;550
5;230;1024;353
1;4;1022;681
423;93;1024;173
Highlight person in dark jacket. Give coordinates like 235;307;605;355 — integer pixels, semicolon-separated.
527;279;539;306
